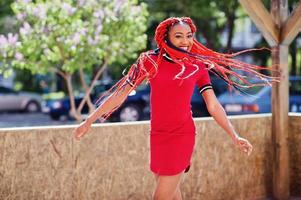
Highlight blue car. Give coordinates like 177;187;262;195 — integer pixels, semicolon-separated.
217;76;301;115
42;94;92;120
42;83;150;122
189;76;227;117
108;84;150;122
117;77;227;121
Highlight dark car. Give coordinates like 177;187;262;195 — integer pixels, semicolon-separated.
108;84;150;122
113;75;228;120
42;94;91;120
217;76;301;115
42;82;150;122
114;75;228;120
191;76;229;117
43;75;228;121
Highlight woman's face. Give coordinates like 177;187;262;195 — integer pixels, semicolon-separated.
167;23;193;52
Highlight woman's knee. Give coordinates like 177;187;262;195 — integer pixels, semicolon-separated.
152;191;173;200
152;187;181;200
152;173;184;200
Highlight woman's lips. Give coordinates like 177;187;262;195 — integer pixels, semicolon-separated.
179;46;189;51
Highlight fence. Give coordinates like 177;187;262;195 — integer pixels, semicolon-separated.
0;114;300;200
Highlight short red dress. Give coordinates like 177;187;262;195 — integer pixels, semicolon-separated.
142;52;212;176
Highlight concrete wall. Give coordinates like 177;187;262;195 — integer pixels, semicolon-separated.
290;114;301;197
0;114;299;200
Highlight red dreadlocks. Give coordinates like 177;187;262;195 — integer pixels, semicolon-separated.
95;16;279;122
154;17;279;88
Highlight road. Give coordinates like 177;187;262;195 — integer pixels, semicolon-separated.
0;113;77;128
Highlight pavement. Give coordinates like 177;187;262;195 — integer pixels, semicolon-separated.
0;113;77;128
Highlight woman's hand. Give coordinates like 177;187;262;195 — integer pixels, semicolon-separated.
233;136;253;156
73;120;92;140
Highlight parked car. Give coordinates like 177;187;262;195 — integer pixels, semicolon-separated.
191;76;229;117
217;76;301;115
0;85;42;113
113;75;228;120
43;75;228;121
42;94;91;120
108;84;151;122
42;82;150;122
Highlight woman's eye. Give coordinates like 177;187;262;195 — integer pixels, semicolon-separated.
187;35;193;38
175;35;182;38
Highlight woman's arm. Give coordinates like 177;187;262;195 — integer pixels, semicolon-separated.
73;52;156;140
87;84;133;124
201;89;253;155
73;83;133;139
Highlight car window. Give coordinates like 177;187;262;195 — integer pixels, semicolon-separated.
0;86;14;94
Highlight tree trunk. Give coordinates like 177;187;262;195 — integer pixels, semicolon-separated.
76;60;108;114
78;67;95;114
226;1;238;51
53;68;82;122
290;40;297;76
198;22;215;49
226;13;236;51
65;73;82;121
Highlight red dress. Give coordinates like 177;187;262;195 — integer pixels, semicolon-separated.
143;53;212;175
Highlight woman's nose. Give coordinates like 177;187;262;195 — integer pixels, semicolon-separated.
180;38;188;45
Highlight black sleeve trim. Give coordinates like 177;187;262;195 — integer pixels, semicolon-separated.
126;78;134;87
149;48;160;55
198;84;213;94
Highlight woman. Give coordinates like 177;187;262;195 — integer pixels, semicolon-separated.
74;17;276;200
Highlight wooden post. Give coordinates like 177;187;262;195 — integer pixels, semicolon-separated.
281;1;301;45
271;0;290;199
271;46;290;200
239;0;301;198
238;0;279;46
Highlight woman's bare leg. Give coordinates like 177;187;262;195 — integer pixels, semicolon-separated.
173;188;182;200
153;174;183;200
152;172;184;200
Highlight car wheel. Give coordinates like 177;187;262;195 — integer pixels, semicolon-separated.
25;101;40;113
50;113;61;120
119;104;142;122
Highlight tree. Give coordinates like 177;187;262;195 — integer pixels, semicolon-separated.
142;0;240;51
0;33;19;77
1;0;148;121
0;0;16;34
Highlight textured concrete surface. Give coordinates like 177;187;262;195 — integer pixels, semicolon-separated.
0;114;299;200
290;114;301;197
186;115;273;200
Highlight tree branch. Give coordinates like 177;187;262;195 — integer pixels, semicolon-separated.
76;59;109;114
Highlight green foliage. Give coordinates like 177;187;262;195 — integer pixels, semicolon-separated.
14;68;41;92
142;0;238;50
5;0;148;75
0;0;14;18
0;33;19;75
